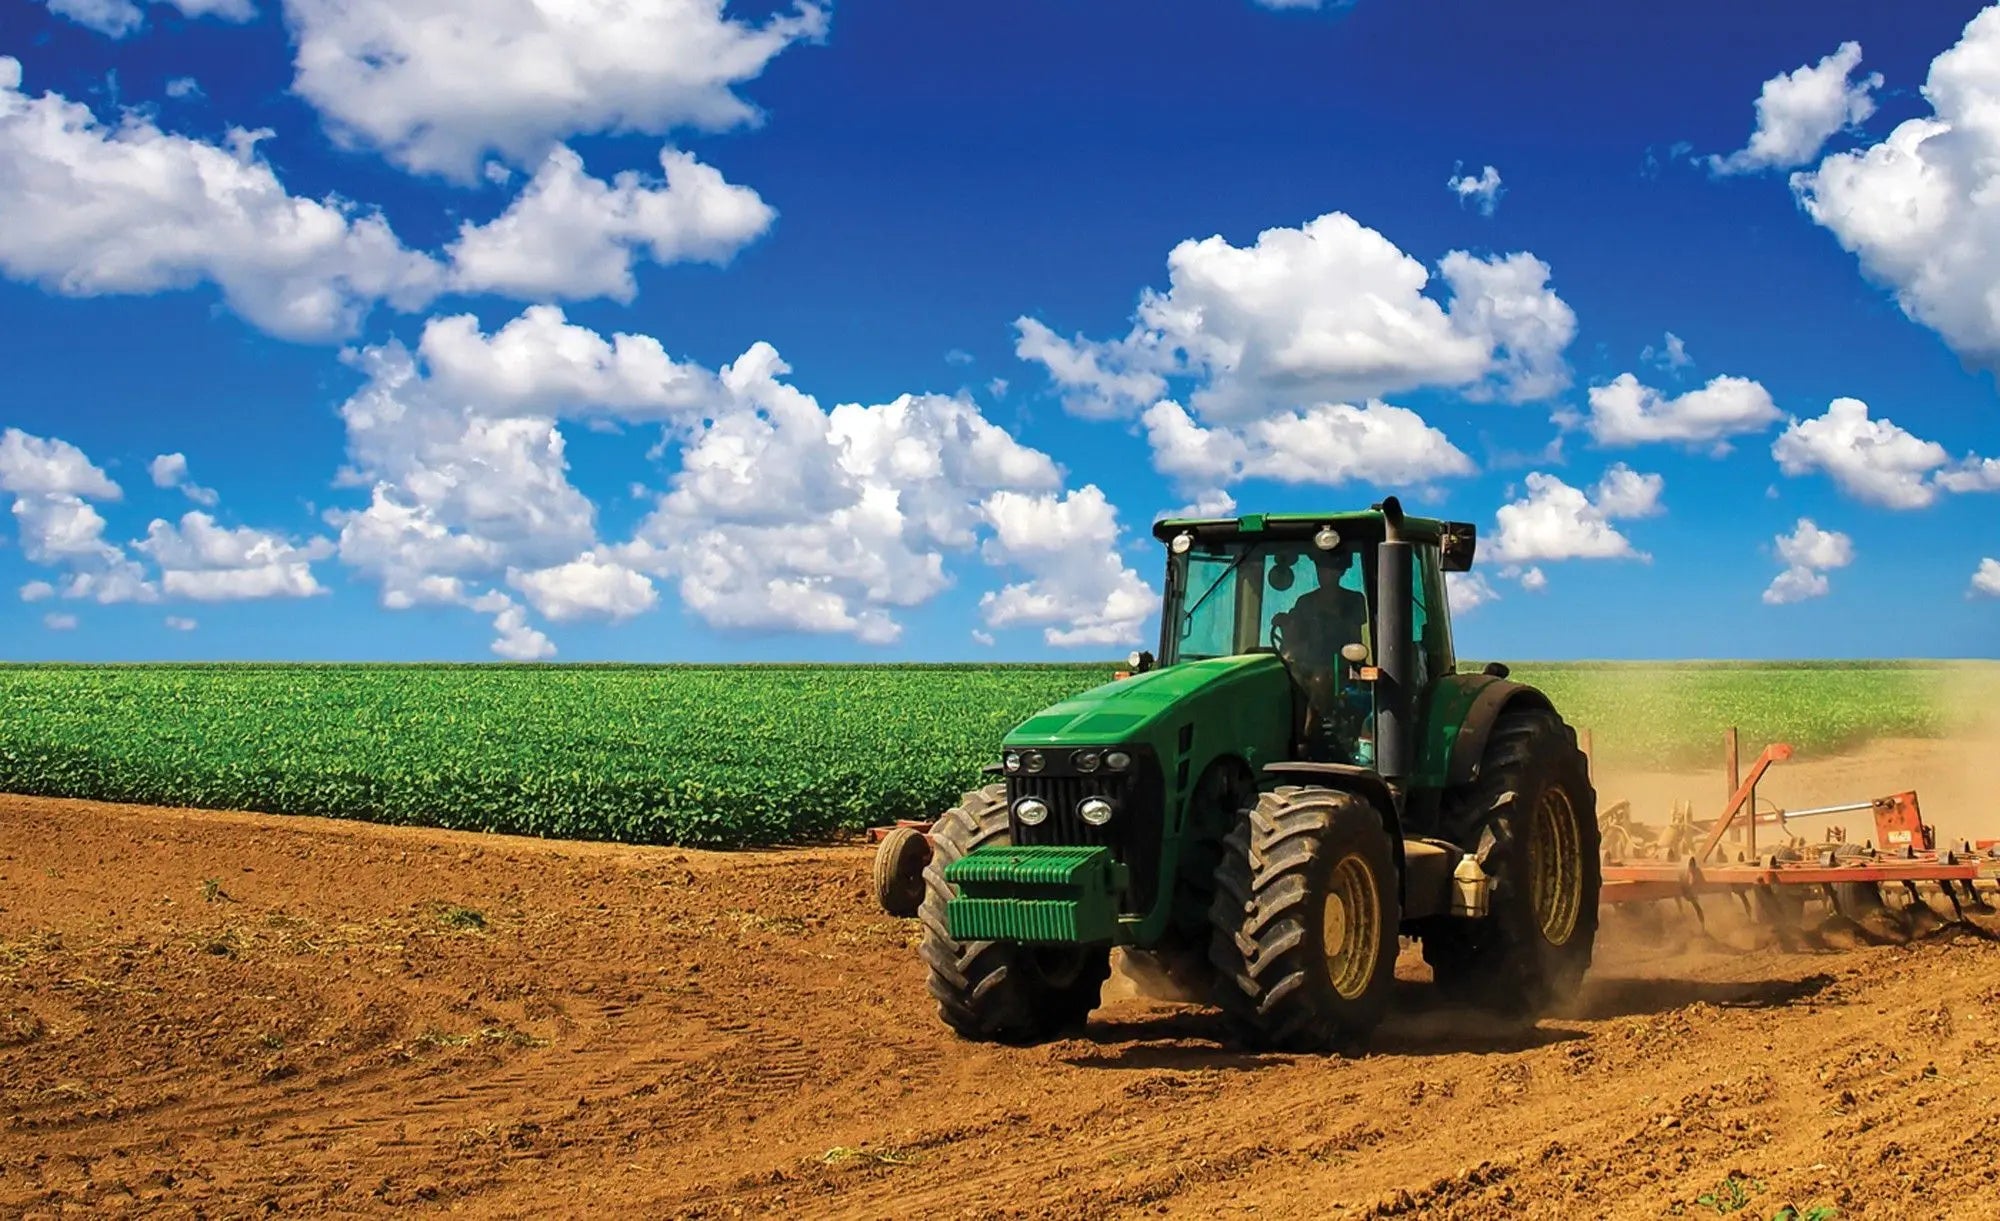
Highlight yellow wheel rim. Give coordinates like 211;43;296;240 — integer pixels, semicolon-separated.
1529;787;1583;946
1322;854;1382;1000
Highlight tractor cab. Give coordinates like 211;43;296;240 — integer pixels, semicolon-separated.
1146;505;1475;777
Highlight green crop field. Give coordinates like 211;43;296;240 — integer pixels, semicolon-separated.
0;661;1994;848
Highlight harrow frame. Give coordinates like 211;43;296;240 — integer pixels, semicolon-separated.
1597;729;1999;915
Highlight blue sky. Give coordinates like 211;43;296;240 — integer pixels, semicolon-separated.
1;0;1997;662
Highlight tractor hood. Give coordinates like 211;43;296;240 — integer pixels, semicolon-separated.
1004;654;1289;747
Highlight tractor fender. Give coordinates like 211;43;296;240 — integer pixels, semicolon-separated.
1259;761;1404;878
1445;679;1556;787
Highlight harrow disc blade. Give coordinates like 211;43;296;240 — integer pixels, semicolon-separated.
1899;891;1950;939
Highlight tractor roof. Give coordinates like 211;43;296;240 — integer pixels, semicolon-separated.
1151;507;1478;570
1151;508;1450;543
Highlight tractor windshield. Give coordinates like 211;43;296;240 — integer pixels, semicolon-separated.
1169;541;1369;662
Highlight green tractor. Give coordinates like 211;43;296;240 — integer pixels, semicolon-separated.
882;496;1600;1052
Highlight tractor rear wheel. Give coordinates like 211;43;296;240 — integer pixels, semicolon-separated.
918;783;1111;1043
1425;706;1600;1016
1207;786;1400;1053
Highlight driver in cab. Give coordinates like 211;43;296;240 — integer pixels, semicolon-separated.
1269;551;1370;751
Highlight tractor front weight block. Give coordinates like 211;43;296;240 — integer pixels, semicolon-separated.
944;845;1127;944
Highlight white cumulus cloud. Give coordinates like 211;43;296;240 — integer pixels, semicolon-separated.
1;428;120;500
1641;332;1692;370
1446;570;1498;612
1763;566;1829;604
1012;317;1168;422
1711;41;1881;175
446;145;773;302
1764;517;1854;604
0;428;156;604
1015;210;1576;424
329;305;1137;654
43;611;78;631
1590;463;1666;518
620;341;1074;645
135;511;334;601
1163;489;1239;520
414;304;720;420
977;487;1157;647
0;60;772;343
1938;455;2000;493
148;452;219;506
1974;557;2000;597
1565;372;1780;451
1770;398;1999;509
283;0;828;181
489;599;555;660
1776;517;1856;570
1446;164;1504;216
0;58;444;342
509;552;658;622
1790;12;2000;373
1141;399;1475;496
1489;465;1664;564
165;615;198;630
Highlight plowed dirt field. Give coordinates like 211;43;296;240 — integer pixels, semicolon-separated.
5;740;2000;1219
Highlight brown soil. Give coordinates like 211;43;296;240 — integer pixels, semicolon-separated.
5;741;2000;1219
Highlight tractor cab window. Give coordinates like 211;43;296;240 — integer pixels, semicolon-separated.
1262;548;1368;663
1171;543;1368;662
1177;550;1241;660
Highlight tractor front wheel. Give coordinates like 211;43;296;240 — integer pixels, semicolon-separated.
917;784;1111;1043
1207;786;1400;1053
1425;706;1600;1016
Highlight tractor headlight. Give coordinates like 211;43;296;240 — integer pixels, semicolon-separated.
1015;797;1050;826
1314;526;1342;551
1170;532;1193;554
1105;750;1132;771
1074;750;1101;773
1021;750;1045;774
1078;797;1115;827
1003;751;1022;774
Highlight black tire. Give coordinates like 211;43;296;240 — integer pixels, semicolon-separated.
1825;843;1888;917
873;826;930;918
1207;786;1400;1053
1425;706;1600;1016
917;784;1111;1043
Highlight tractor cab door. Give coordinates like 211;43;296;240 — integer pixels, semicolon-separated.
1408;545;1453;699
1401;544;1456;800
1263;548;1375;765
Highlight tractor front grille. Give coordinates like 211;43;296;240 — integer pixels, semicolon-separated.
1006;747;1164;913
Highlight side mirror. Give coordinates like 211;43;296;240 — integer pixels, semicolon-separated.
1440;523;1478;573
1127;649;1157;674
